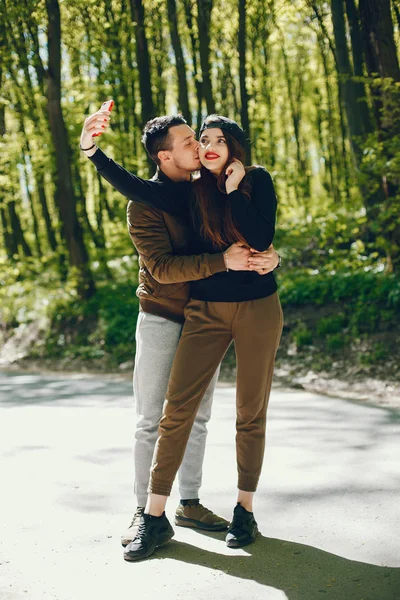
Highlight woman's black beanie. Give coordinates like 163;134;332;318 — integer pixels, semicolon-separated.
199;115;246;148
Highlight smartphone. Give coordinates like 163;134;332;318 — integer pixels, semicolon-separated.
93;100;114;137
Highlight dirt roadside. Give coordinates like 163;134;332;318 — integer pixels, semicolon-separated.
2;355;399;410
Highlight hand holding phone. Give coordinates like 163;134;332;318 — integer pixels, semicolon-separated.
93;100;114;137
101;99;114;112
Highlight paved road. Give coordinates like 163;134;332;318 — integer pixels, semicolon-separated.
0;371;399;600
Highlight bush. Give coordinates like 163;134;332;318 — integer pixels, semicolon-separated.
278;271;400;339
1;250;399;375
293;324;313;348
45;282;140;364
316;315;348;336
359;343;390;365
325;334;348;352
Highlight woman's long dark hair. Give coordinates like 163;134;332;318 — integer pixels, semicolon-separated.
193;127;254;249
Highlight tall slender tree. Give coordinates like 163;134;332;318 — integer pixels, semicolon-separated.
167;0;191;122
45;0;94;298
130;0;155;126
197;0;215;114
238;0;251;163
130;0;155;173
183;0;203;129
331;0;370;160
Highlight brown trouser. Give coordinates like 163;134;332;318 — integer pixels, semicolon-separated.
149;292;283;496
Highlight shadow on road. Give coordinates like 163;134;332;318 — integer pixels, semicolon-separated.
0;372;132;407
142;534;399;600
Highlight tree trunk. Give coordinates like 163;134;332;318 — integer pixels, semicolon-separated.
22;156;42;257
238;0;251;163
358;0;400;270
359;0;400;132
97;175;116;222
359;0;400;81
8;200;32;257
260;27;276;168
130;0;155;174
36;169;58;252
46;0;94;298
167;0;191;123
0;68;14;259
183;0;202;130
345;0;373;130
130;0;155;126
197;0;215;114
5;14;62;258
0;67;33;259
0;201;15;260
317;35;342;203
394;2;400;31
16;108;42;257
103;0;130;135
281;43;310;207
331;0;369;157
153;21;167;116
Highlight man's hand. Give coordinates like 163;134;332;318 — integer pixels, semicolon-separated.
225;243;252;271
248;244;279;275
225;159;246;194
80;105;112;156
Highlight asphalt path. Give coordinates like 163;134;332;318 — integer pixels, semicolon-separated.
0;371;399;600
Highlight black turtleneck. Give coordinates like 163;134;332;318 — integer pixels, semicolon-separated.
188;168;277;302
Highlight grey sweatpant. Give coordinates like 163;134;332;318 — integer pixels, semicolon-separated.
133;311;218;507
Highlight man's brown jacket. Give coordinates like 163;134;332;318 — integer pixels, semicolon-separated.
127;201;226;324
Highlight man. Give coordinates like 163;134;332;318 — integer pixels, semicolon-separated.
80;109;280;549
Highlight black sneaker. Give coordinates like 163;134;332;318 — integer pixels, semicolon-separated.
225;503;258;548
123;512;174;562
121;507;145;547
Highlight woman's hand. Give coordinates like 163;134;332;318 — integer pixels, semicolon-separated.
225;159;246;194
80;105;112;155
248;244;279;275
224;243;252;270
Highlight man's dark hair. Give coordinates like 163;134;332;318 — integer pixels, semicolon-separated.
142;115;187;165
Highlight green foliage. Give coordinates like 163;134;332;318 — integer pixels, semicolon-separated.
325;333;348;352
274;208;376;273
1;257;399;376
293;324;313;348
0;254;139;366
279;270;400;313
0;256;73;327
316;315;347;336
357;80;400;268
277;268;400;359
44;281;140;365
359;343;390;366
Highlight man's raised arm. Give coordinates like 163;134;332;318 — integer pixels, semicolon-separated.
80;106;174;213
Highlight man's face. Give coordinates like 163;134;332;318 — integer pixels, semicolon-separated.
166;125;201;172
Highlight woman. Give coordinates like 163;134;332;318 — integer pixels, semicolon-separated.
124;115;283;561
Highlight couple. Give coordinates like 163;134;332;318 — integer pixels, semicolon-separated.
80;107;283;562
